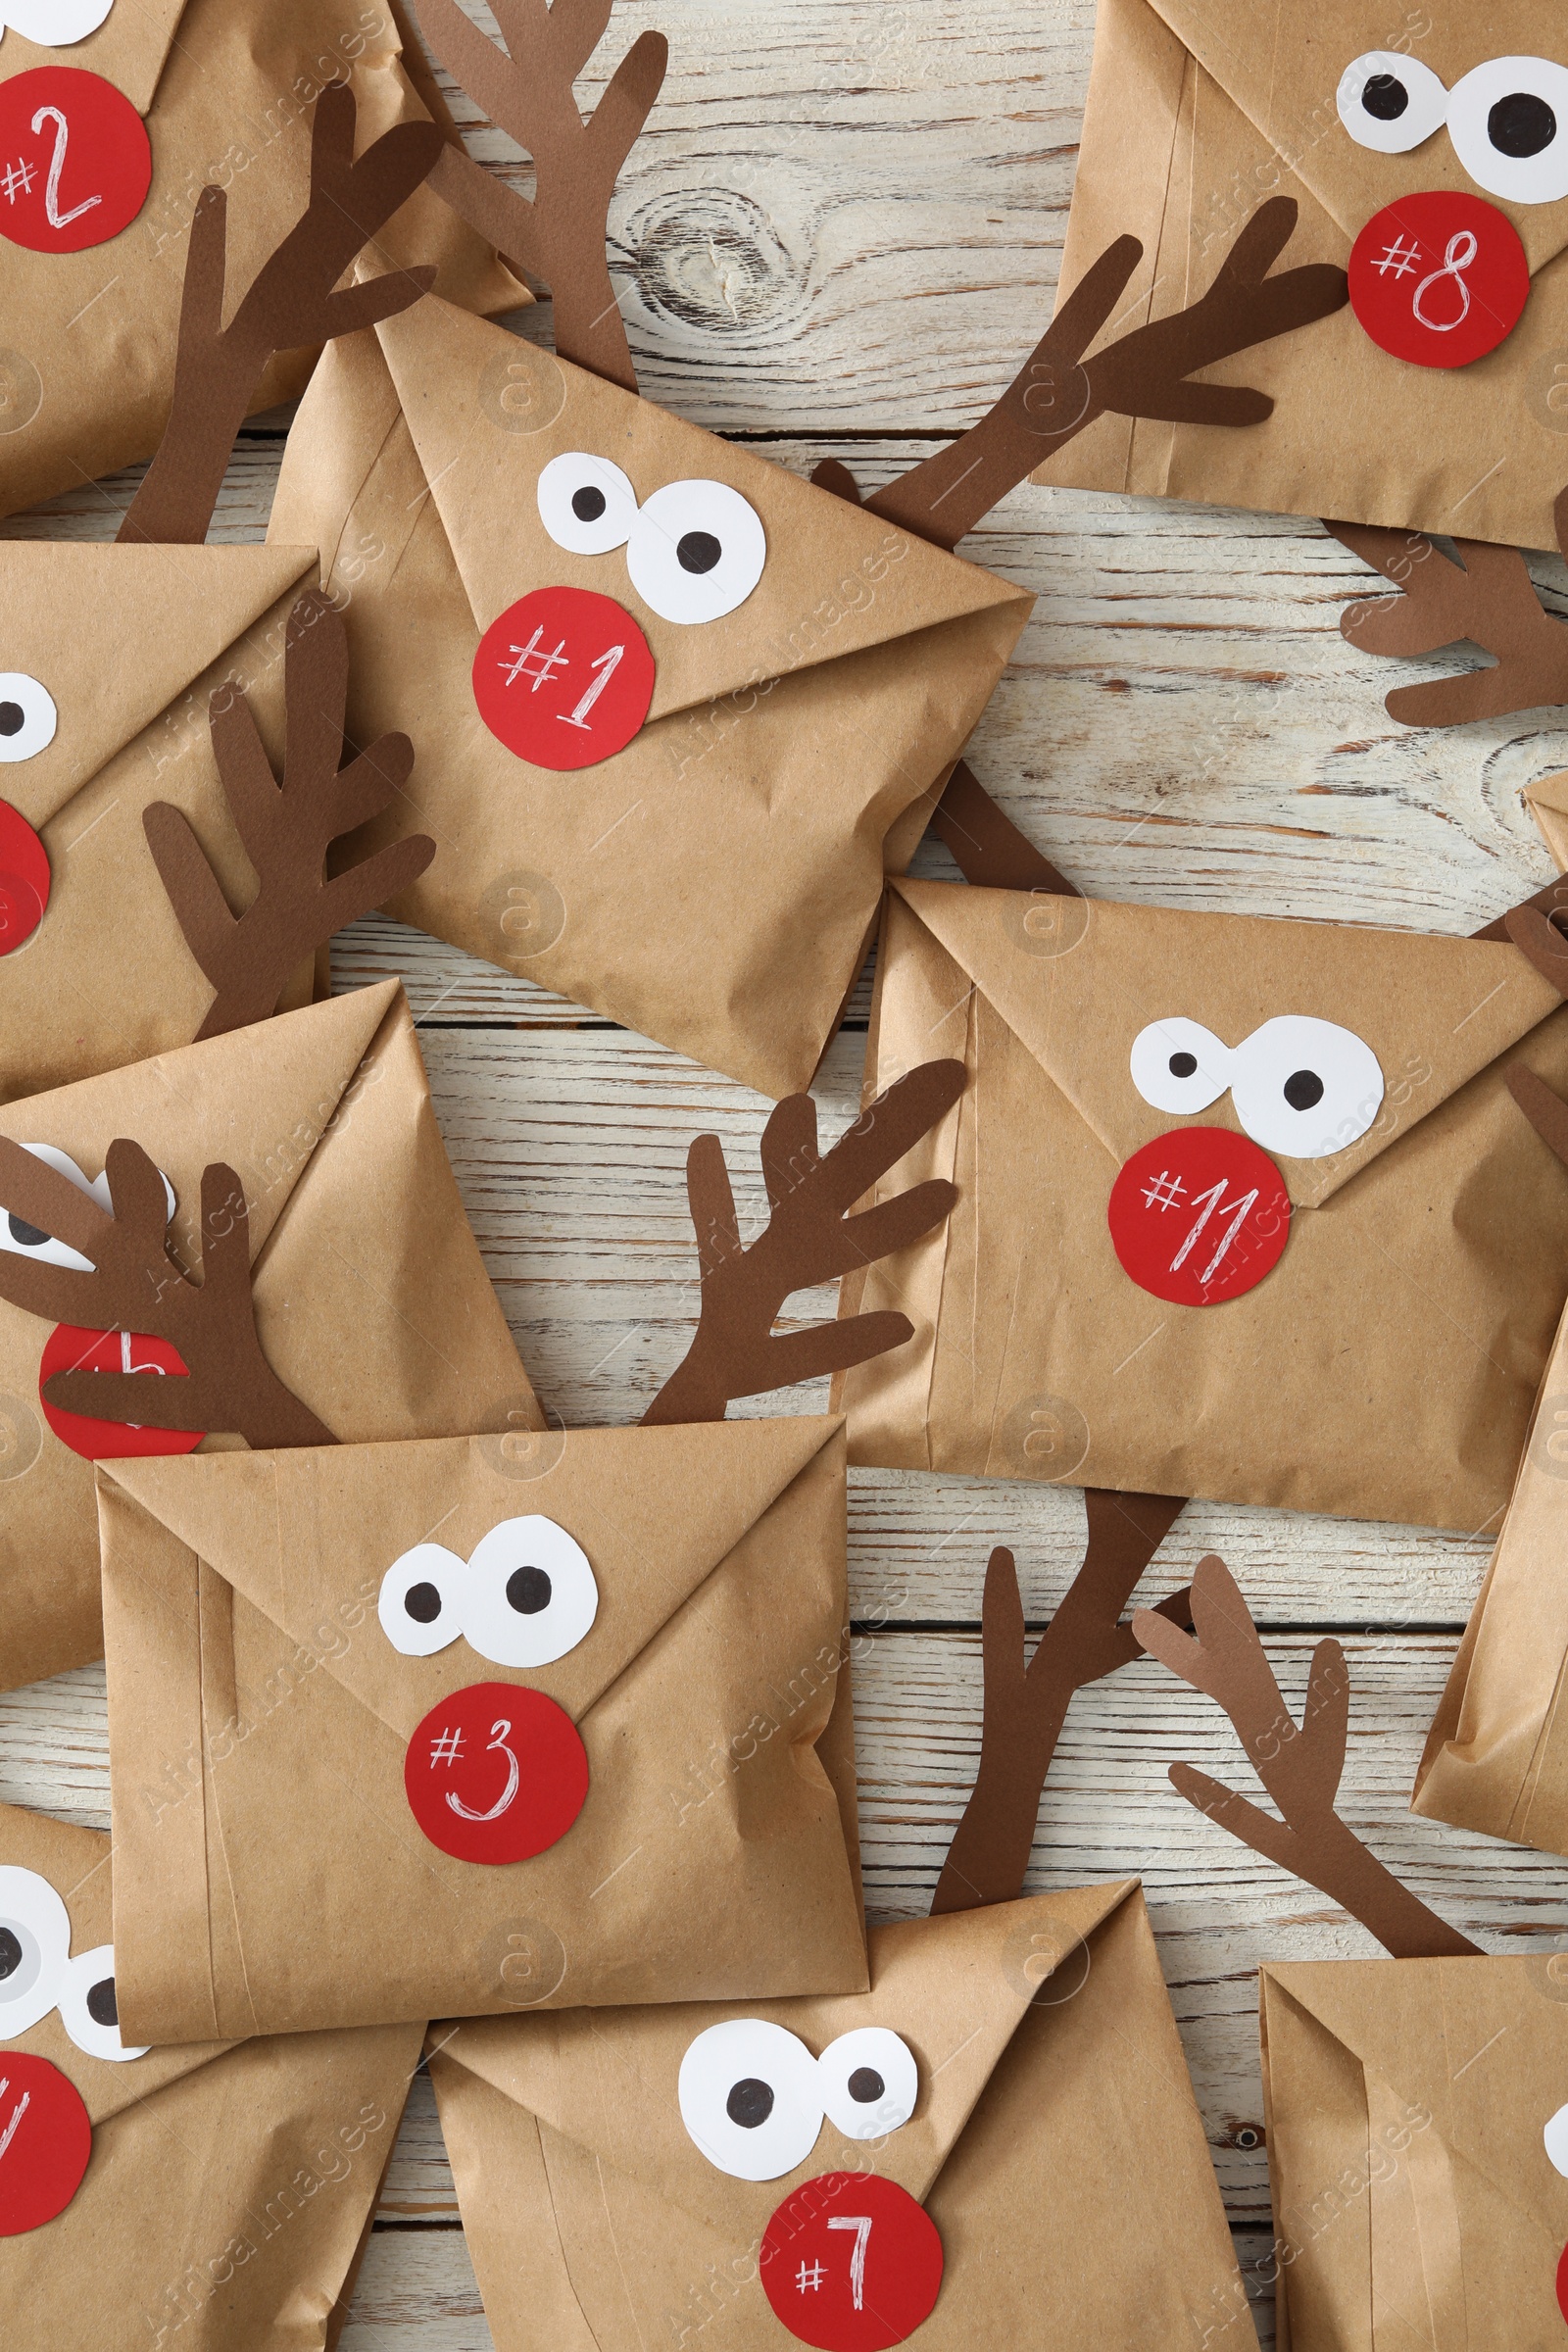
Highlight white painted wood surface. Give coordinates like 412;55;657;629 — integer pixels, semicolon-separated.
10;1;1568;2342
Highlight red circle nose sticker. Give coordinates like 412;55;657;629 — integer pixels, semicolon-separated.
404;1680;589;1865
0;2054;92;2235
1348;192;1530;369
0;69;153;256
1557;2238;1568;2324
761;2174;943;2352
1108;1129;1291;1308
0;799;48;955
472;586;656;771
38;1325;203;1463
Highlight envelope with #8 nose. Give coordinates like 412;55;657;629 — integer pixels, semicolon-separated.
834;878;1568;1530
95;1419;868;2045
1036;1;1568;550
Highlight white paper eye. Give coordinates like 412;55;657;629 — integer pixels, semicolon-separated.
460;1514;599;1669
678;2019;823;2181
1447;57;1568;204
0;1;116;45
57;1945;147;2064
536;453;639;556
1229;1016;1385;1160
378;1544;464;1658
1546;2102;1568;2177
1129;1018;1232;1116
1337;51;1449;154
817;2027;918;2141
0;672;57;763
626;480;766;625
0;1865;71;2040
0;1145;111;1272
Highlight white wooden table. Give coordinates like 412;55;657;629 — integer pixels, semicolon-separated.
9;3;1568;2342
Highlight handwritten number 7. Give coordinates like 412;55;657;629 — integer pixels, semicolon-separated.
826;2215;873;2312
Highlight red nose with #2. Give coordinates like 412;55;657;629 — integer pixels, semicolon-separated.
1107;1128;1291;1307
0;2054;92;2235
404;1680;589;1865
472;586;656;771
0;800;49;955
1348;191;1530;368
760;2172;944;2351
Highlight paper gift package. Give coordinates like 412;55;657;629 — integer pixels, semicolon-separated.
0;1797;422;2350
96;1418;869;2042
0;977;539;1691
0;0;518;519
1038;0;1568;553
834;859;1568;1531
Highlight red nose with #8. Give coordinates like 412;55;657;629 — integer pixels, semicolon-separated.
403;1680;590;1865
1348;191;1530;368
472;585;657;771
1107;1129;1292;1307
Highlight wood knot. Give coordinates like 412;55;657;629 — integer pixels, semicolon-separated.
626;190;809;339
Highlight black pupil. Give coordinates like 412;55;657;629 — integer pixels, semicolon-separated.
727;2077;775;2130
0;1926;21;1981
1361;72;1409;122
848;2067;885;2104
571;485;608;522
506;1565;552;1615
1490;91;1557;159
1168;1052;1198;1079
677;530;722;575
7;1213;48;1249
86;1976;118;2029
1283;1069;1325;1111
405;1582;443;1625
0;701;23;738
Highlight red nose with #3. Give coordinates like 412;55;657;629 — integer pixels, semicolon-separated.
404;1680;589;1865
472;585;656;771
0;800;49;956
1107;1128;1292;1307
1348;191;1530;368
0;2054;91;2235
760;2172;944;2351
38;1325;203;1463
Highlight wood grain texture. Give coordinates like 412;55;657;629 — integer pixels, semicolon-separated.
6;0;1568;2340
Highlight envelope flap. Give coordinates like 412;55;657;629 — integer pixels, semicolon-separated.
0;0;188;114
3;544;317;830
95;1416;846;1741
433;1882;1139;2245
1148;1;1568;270
372;296;1027;727
895;879;1563;1206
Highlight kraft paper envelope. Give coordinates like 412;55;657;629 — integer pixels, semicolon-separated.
1260;1955;1568;2350
835;877;1568;1530
0;1798;421;2351
0;0;518;519
97;1419;868;2045
0;978;538;1690
1039;0;1568;550
426;1882;1255;2352
267;301;1033;1098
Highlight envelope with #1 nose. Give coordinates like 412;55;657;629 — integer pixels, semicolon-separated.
1036;0;1568;550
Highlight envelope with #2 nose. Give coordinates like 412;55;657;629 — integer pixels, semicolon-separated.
834;878;1568;1530
422;1882;1254;2352
95;1420;868;2044
1036;0;1568;549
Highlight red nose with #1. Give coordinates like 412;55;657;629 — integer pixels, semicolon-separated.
760;2172;944;2351
0;800;49;956
1348;190;1530;368
404;1681;589;1865
472;585;656;771
0;2054;91;2235
1107;1128;1292;1307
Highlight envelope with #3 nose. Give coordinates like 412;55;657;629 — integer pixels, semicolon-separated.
833;878;1568;1530
1036;0;1568;549
0;1798;423;2352
96;1419;869;2045
423;1882;1254;2352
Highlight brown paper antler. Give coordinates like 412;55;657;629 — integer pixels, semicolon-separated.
119;84;443;546
1507;1064;1568;1169
928;760;1081;895
147;592;436;1042
931;1494;1190;1916
0;1140;333;1449
1331;497;1568;730
1134;1555;1478;1959
869;200;1348;552
411;0;666;394
641;1060;964;1426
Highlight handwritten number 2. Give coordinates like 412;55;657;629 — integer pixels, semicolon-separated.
31;107;101;233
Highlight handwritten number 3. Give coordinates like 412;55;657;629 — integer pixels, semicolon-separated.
447;1718;522;1823
31;107;101;233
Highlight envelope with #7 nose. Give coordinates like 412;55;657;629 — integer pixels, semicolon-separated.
96;1420;868;2046
836;878;1568;1530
